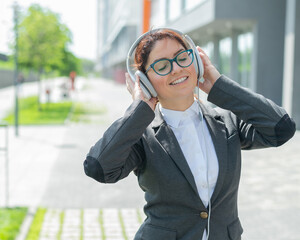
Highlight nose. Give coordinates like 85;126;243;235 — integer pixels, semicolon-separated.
171;60;182;75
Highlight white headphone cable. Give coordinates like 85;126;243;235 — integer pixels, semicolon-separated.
197;79;211;240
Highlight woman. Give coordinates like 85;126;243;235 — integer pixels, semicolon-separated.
83;29;295;240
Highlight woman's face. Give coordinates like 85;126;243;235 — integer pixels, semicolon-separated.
146;38;197;108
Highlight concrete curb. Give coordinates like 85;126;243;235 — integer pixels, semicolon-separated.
15;207;36;240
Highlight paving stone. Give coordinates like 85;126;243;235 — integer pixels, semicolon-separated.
60;237;80;240
83;232;101;238
103;221;121;227
120;208;137;216
124;221;140;227
39;232;58;238
105;228;123;237
41;225;60;232
63;222;81;228
61;231;81;238
84;221;100;228
61;228;80;234
39;238;57;240
84;208;99;213
83;224;101;229
125;226;139;232
83;224;101;230
104;225;123;231
40;209;62;239
105;238;125;240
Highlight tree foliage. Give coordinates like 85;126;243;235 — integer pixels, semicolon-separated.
17;4;80;75
59;50;82;76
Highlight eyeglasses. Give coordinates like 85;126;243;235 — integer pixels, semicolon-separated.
145;49;194;76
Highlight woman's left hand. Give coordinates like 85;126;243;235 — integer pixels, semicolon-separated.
196;46;221;94
125;72;158;111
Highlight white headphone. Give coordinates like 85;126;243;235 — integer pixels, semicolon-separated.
126;28;204;100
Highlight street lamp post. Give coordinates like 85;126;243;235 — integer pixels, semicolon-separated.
13;1;19;137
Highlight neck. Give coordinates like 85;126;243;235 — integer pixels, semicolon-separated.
159;94;195;111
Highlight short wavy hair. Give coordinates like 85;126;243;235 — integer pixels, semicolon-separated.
134;29;188;74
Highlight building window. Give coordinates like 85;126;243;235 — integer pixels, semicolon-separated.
238;32;253;87
219;37;232;77
151;0;166;27
185;0;206;10
201;41;214;60
167;0;182;21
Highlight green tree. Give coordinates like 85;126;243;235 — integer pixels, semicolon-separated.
58;50;82;76
17;4;80;108
18;4;71;74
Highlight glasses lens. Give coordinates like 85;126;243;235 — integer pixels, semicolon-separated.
153;60;171;75
176;50;193;67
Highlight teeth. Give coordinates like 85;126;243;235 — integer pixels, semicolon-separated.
170;77;187;85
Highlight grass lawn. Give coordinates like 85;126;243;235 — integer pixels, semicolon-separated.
0;207;28;240
3;96;72;125
70;102;107;123
25;208;46;240
2;96;107;125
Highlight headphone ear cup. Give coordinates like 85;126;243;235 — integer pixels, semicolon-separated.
184;35;204;81
136;70;158;99
194;47;204;80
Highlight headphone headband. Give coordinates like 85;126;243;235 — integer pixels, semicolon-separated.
127;28;184;59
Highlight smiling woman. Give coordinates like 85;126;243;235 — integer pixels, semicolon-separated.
83;28;296;240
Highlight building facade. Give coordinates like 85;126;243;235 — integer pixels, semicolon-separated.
96;0;143;83
96;0;299;128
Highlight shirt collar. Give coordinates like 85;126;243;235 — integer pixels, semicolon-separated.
159;99;203;128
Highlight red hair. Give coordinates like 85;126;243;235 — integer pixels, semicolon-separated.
134;29;188;73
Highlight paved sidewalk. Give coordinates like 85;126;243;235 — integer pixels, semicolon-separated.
0;77;299;239
37;208;145;240
0;77;145;209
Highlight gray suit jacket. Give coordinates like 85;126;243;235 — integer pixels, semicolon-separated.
84;75;295;240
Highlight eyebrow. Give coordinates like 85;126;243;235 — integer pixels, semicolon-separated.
152;48;185;63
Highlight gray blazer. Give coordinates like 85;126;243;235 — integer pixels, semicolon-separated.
84;75;295;240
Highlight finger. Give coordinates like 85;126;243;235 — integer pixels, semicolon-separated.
196;46;207;56
125;73;134;93
196;46;209;60
196;46;211;66
149;97;158;105
125;73;134;87
134;73;140;85
125;74;131;93
134;73;141;91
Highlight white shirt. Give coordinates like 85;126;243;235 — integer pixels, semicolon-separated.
160;100;219;240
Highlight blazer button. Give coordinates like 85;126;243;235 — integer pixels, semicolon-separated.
200;211;208;219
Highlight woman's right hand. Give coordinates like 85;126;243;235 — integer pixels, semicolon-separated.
125;72;158;111
196;46;221;94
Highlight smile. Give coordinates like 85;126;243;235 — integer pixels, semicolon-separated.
170;77;188;85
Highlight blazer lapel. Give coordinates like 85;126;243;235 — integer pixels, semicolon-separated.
152;107;200;199
199;102;228;205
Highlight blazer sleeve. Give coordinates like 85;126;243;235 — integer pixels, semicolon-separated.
83;100;155;183
207;75;296;149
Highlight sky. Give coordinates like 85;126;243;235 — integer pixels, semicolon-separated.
0;0;97;60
